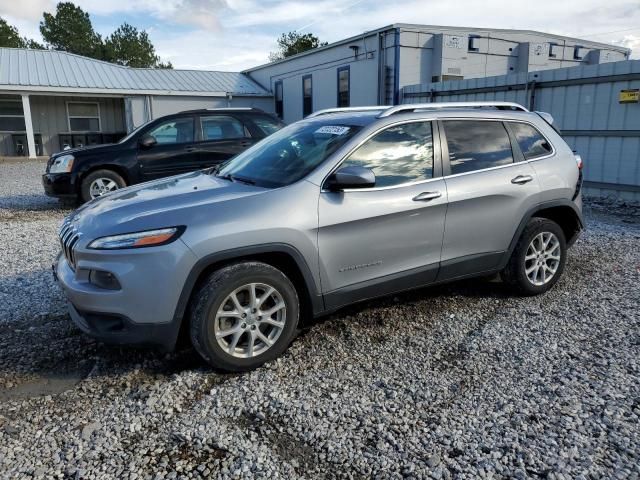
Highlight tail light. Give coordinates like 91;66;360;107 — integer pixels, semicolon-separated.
574;153;583;170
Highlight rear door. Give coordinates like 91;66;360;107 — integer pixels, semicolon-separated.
196;114;254;168
318;121;448;310
138;115;198;180
438;119;541;280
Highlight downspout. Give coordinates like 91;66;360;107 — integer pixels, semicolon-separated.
393;27;401;105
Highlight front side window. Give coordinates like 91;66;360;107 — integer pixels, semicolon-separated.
341;122;434;188
508;122;552;160
201;115;246;140
337;67;350;107
68;102;100;131
302;75;313;117
443;120;514;175
218;121;362;188
0;99;25;131
147;117;194;145
251;115;284;136
275;81;283;119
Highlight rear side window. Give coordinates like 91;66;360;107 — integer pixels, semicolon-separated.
443;120;513;175
341;121;434;188
508;122;552;159
201;115;246;140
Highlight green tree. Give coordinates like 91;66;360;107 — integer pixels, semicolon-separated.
40;2;102;57
269;31;328;61
105;23;170;68
0;17;24;48
0;17;44;49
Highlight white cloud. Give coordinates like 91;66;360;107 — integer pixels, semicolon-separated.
1;0;637;69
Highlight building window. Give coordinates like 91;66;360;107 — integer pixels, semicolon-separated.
573;45;583;60
549;42;558;58
302;75;313;117
274;80;284;119
0;99;26;131
67;102;101;132
468;35;480;52
337;66;350;108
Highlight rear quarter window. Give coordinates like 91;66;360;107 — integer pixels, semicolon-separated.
509;122;553;160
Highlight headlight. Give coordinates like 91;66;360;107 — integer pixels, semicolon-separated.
88;227;185;250
49;154;75;173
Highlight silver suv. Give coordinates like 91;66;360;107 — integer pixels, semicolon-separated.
54;102;583;371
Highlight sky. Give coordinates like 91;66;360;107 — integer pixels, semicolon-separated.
1;0;639;71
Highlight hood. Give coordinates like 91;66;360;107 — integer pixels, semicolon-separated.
68;170;268;240
51;143;118;158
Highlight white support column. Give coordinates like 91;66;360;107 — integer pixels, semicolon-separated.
21;94;37;159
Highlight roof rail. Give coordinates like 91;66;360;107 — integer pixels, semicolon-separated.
306;106;389;118
377;101;528;118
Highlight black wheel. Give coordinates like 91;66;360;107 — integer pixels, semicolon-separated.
502;218;567;296
189;262;299;372
80;169;126;202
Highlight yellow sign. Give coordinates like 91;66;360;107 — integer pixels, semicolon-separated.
619;89;640;104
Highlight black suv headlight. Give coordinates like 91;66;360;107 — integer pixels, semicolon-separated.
49;154;75;173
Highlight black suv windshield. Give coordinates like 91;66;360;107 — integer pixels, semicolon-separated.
218;121;362;188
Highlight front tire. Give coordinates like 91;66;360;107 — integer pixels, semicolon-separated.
189;262;299;372
80;169;126;203
502;218;567;295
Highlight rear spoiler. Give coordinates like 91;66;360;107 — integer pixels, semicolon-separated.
535;111;562;135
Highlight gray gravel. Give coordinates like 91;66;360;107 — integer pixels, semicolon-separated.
1;160;639;479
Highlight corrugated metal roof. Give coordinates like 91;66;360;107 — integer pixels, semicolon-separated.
0;48;269;96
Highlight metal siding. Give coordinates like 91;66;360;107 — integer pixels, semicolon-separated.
401;59;640;199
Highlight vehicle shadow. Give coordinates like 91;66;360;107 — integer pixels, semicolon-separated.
303;274;512;331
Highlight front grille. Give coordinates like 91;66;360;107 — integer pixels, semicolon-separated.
59;220;80;270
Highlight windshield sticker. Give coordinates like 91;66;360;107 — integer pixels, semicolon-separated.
315;126;350;135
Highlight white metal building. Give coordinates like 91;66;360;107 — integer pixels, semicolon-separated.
0;48;272;158
244;24;630;123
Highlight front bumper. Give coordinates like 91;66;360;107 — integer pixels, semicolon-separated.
67;302;180;350
54;240;197;350
42;172;78;197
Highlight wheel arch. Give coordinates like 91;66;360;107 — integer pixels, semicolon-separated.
501;200;584;270
77;164;130;193
172;244;323;346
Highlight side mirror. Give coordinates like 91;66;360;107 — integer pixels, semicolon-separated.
326;166;375;191
139;134;157;149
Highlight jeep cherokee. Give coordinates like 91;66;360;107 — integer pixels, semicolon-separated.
54;102;583;372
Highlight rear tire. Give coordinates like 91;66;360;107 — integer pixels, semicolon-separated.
80;169;126;203
502;218;567;296
189;262;299;372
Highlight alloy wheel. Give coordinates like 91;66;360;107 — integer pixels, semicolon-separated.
524;231;561;286
213;283;287;358
89;178;119;199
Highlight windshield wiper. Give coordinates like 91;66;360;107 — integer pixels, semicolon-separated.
215;173;255;185
231;175;256;185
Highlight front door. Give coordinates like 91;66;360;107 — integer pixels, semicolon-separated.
196;114;255;168
318;121;448;310
138;115;199;181
438;119;541;280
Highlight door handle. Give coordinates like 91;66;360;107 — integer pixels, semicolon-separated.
413;191;442;202
185;146;198;152
511;175;533;185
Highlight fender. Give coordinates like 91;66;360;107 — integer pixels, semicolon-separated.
171;242;324;330
500;199;584;270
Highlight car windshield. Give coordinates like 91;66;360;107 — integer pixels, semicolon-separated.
217;121;362;188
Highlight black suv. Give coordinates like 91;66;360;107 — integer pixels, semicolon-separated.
42;108;284;202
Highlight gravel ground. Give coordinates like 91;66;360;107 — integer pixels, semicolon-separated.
0;160;638;479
